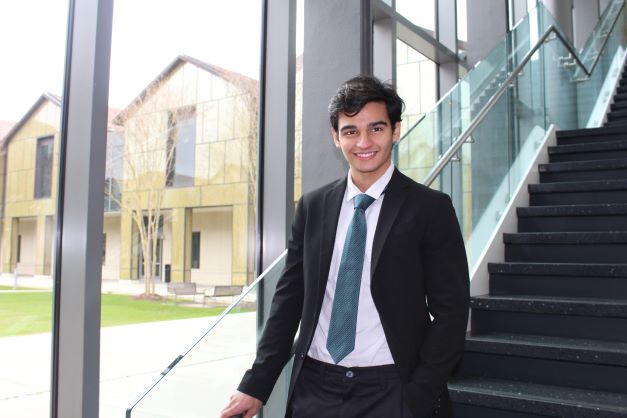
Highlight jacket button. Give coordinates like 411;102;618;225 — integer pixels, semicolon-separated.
298;353;305;359
346;371;354;378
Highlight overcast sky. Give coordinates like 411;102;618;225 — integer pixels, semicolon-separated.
0;0;281;122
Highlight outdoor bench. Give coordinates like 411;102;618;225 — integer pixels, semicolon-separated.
167;282;203;303
203;285;244;304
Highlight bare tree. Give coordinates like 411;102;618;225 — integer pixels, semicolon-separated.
106;83;178;298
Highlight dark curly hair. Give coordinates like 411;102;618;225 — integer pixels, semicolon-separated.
328;75;404;131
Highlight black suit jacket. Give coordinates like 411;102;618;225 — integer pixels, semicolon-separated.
239;169;470;418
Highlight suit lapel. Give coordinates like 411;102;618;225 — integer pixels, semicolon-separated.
371;169;409;279
317;178;346;307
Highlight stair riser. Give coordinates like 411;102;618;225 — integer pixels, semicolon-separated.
471;309;627;342
458;352;627;394
505;243;627;263
610;103;627;112
605;120;627;128
452;403;549;418
518;215;627;232
539;168;627;183
557;133;627;145
549;149;627;162
529;191;627;206
490;275;627;300
607;113;627;121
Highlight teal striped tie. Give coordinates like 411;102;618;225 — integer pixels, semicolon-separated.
326;193;375;364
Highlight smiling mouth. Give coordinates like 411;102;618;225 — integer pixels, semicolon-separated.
355;151;376;159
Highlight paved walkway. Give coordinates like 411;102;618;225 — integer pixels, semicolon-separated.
0;275;258;417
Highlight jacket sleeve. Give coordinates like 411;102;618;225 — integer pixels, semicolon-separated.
404;193;470;417
236;196;307;403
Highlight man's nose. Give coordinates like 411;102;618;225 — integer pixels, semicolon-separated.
356;133;372;148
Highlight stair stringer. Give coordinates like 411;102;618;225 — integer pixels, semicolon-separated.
469;125;557;300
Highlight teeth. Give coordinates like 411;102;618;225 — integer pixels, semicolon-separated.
356;152;375;157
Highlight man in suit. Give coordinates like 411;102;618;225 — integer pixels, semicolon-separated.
221;76;469;418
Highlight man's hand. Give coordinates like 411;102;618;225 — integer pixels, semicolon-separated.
220;391;262;418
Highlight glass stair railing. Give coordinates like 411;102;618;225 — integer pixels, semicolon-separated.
126;1;626;416
397;0;626;277
125;251;286;418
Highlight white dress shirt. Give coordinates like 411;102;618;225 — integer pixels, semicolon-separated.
307;162;395;367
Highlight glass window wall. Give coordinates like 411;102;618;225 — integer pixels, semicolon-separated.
0;1;68;417
100;1;262;416
396;0;435;33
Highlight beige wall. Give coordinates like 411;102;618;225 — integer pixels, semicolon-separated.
190;207;233;286
102;215;121;280
16;218;36;275
2;62;259;286
2;100;60;275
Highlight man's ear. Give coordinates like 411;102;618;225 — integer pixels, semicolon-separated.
332;128;340;147
392;121;401;143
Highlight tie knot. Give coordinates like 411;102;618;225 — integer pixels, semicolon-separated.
354;194;375;211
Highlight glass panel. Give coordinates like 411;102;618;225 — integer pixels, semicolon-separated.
457;0;468;42
127;251;286;417
398;0;626;275
0;1;68;416
396;0;435;32
101;1;262;417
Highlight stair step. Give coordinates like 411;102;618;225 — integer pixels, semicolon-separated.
517;204;627;232
489;262;627;277
460;334;627;393
471;294;627;318
556;126;627;145
450;377;627;418
465;332;627;366
470;295;627;342
529;179;627;205
610;100;627;111
538;158;627;182
489;262;627;299
504;231;627;263
607;109;627;121
548;139;627;162
612;92;627;103
503;231;627;263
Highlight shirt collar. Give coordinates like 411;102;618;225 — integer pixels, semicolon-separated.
345;162;395;203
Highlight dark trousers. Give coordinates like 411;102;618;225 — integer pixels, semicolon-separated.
286;357;413;418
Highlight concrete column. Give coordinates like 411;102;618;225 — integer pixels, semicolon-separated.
573;0;600;49
302;0;372;193
437;0;459;96
119;210;134;280
465;0;508;67
1;217;18;273
34;214;47;276
231;204;248;285
542;0;574;41
170;207;192;282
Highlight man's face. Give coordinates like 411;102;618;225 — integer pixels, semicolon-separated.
332;101;400;183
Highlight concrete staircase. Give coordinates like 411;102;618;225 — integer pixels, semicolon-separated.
449;65;627;417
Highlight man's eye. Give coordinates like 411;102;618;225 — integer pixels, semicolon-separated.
371;127;383;132
344;130;357;136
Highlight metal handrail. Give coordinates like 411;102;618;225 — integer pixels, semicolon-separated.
422;1;624;186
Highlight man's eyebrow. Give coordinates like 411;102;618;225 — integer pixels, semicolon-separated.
339;120;389;133
339;124;358;133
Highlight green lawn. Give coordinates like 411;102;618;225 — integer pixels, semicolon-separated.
0;291;231;337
